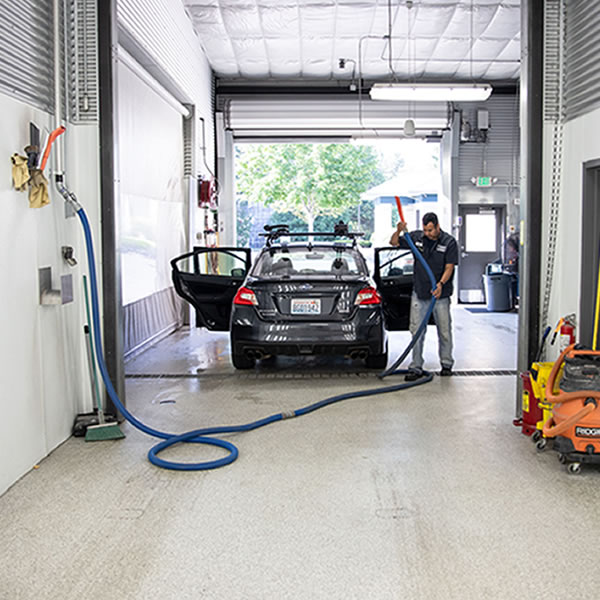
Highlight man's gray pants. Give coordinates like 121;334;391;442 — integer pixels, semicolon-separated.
408;292;454;372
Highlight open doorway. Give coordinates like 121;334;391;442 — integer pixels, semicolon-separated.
234;139;444;253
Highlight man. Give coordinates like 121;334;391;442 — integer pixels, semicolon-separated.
390;212;458;381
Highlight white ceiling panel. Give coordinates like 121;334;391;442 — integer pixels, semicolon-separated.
411;5;457;36
232;36;267;58
221;6;263;37
424;61;460;77
301;36;335;59
300;5;338;35
336;4;379;35
265;38;299;57
495;37;520;61
183;0;521;83
481;4;521;38
262;6;300;37
472;38;515;60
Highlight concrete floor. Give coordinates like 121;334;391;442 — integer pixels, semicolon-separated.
3;306;600;599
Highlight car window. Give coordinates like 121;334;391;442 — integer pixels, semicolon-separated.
178;249;248;277
254;246;365;277
378;249;414;277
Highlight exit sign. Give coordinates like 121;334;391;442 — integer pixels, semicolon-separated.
476;176;492;187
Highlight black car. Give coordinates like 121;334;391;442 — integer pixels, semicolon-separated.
171;224;414;369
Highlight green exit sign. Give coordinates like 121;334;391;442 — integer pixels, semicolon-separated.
476;176;492;187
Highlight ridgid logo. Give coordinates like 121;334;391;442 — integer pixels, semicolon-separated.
575;426;600;438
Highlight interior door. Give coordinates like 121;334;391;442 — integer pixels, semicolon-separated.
373;247;414;330
171;247;251;330
457;205;504;303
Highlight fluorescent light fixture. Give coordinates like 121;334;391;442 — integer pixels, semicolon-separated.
370;83;492;102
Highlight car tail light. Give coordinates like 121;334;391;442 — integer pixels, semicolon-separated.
233;286;258;306
355;287;381;305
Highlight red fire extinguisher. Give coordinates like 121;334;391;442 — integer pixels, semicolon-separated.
558;315;576;351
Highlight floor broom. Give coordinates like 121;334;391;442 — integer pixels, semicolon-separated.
83;274;125;441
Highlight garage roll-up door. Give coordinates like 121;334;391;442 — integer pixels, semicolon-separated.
564;0;600;121
221;94;449;141
118;51;186;356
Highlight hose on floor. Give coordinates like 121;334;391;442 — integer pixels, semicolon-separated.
76;204;436;471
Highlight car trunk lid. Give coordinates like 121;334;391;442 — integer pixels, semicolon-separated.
252;279;368;321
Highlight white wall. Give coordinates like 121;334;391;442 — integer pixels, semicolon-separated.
0;92;100;495
544;108;600;353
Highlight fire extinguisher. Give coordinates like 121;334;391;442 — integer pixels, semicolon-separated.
559;319;576;350
198;178;214;208
552;314;577;351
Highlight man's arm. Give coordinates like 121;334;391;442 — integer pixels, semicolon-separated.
390;221;408;247
433;263;455;299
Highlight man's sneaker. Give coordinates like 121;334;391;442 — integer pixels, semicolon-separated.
404;369;424;382
440;367;453;376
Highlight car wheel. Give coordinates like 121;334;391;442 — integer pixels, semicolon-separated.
366;348;388;369
231;352;255;370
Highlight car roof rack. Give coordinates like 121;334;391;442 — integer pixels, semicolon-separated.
260;221;364;247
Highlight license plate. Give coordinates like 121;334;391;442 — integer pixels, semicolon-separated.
291;298;321;315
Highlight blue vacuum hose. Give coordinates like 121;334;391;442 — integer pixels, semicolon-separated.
77;207;436;471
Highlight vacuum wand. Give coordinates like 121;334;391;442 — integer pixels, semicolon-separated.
395;196;406;227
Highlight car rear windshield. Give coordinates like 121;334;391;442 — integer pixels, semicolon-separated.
254;246;365;278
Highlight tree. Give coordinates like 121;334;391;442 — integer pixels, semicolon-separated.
236;144;384;233
235;198;253;246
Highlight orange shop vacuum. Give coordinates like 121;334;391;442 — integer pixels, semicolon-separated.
541;252;600;474
542;345;600;474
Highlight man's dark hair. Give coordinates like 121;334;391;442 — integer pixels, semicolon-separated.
422;212;439;227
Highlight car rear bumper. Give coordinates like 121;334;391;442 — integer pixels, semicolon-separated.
230;306;386;357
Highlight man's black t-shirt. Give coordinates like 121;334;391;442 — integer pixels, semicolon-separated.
398;230;459;300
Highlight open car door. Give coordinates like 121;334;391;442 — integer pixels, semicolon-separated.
373;247;414;331
171;247;251;331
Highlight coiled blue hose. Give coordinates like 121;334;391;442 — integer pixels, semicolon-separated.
78;206;436;470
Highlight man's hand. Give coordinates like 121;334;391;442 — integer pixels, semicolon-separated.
390;221;408;246
432;282;443;299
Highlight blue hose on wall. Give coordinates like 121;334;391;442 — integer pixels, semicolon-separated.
77;205;436;471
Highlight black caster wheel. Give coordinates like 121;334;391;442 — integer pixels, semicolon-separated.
567;462;582;475
558;453;567;464
532;430;542;443
535;438;548;452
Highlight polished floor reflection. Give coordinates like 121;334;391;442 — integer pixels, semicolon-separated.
125;305;519;377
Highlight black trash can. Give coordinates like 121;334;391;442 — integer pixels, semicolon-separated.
482;264;513;312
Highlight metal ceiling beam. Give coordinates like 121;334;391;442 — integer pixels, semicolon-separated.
216;83;519;97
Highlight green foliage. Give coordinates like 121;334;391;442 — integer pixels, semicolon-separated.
236;143;384;230
236;199;253;246
269;209;306;232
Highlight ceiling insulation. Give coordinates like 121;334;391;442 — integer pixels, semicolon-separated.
183;0;520;83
